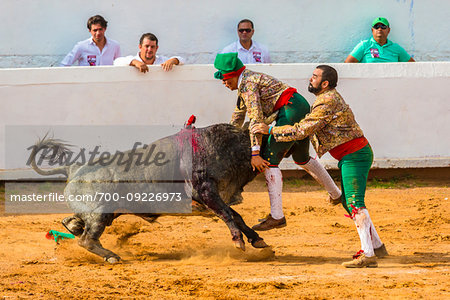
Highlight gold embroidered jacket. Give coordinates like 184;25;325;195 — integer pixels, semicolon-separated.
272;89;364;157
230;69;290;147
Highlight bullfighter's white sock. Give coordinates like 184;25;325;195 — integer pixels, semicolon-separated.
362;209;383;249
300;157;341;199
265;167;284;220
354;209;375;257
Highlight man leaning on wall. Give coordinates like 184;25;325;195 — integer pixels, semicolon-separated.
345;17;415;63
60;15;121;66
113;33;184;73
221;19;271;64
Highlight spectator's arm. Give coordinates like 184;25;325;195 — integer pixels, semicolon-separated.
161;57;179;71
263;46;271;63
131;59;149;73
114;45;121;60
397;45;414;62
171;56;184;65
59;44;81;66
220;43;234;54
345;40;365;63
113;56;135;66
114;56;148;73
344;55;359;63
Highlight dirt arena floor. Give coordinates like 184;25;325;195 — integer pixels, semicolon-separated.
0;174;449;299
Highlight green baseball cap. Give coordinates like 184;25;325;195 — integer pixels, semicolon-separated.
372;17;389;27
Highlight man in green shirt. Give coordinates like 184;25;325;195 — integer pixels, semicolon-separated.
345;17;415;63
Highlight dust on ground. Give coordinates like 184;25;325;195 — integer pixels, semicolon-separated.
0;176;449;299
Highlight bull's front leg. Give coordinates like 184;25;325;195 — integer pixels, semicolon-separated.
196;180;246;251
78;214;121;263
62;214;84;236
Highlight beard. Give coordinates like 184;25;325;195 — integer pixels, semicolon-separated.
308;82;322;95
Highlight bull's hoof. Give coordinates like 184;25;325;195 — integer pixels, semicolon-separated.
251;238;269;248
105;256;121;264
233;239;246;251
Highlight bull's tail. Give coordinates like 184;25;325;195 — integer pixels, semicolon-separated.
28;133;71;177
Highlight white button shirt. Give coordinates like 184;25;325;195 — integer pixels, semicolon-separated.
60;37;121;66
113;53;185;66
221;40;271;64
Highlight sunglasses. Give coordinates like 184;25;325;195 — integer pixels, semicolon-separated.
373;24;388;30
238;28;252;33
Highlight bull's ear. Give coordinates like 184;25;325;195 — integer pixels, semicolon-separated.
242;121;250;130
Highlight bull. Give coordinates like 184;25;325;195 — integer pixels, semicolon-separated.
29;123;269;263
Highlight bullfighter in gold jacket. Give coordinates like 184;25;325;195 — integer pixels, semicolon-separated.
252;65;388;268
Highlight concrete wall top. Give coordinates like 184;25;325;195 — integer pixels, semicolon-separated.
1;62;449;87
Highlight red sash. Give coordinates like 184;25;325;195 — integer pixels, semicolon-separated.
223;66;246;80
273;87;297;112
329;137;369;161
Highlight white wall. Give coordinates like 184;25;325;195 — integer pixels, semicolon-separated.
0;0;449;68
0;62;449;180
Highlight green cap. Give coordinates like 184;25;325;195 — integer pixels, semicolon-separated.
213;52;244;79
372;17;389;27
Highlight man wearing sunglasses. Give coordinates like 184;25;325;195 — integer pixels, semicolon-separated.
220;19;271;64
345;17;415;63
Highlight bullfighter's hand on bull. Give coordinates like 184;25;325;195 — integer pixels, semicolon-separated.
250;123;270;135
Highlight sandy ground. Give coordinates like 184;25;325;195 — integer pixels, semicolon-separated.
0;177;449;299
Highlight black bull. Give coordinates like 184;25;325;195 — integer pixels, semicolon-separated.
29;124;269;263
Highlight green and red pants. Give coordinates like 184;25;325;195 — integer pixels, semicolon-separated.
338;144;374;214
261;92;311;167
